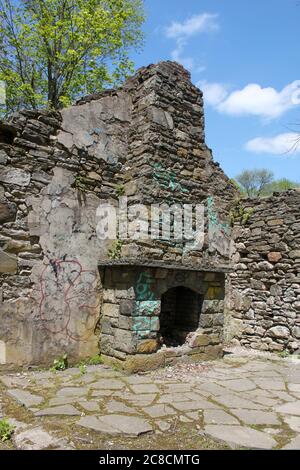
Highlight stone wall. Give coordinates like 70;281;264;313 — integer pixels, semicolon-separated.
2;60;298;367
99;265;224;372
120;62;237;266
0;61;235;366
226;190;300;353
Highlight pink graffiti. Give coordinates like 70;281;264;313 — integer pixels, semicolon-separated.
34;258;100;342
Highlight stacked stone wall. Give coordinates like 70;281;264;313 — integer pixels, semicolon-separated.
226;190;300;353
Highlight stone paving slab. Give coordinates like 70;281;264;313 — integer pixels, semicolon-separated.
90;379;126;390
275;401;300;416
105;400;139;414
231;409;280;425
212;393;266;410
1;355;300;449
204;424;277;449
282;436;300;450
77;415;153;436
284;416;300;433
172;399;219;412
78;401;100;412
130;384;160;394
204;409;240;425
56;387;88;397
35;405;81;417
13;426;74;450
142;404;177;418
7;389;44;407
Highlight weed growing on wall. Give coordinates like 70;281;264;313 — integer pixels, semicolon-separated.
51;353;68;371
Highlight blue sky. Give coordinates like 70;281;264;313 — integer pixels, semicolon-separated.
131;0;300;181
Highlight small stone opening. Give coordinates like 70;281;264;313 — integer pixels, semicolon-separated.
160;286;203;347
0;123;16;144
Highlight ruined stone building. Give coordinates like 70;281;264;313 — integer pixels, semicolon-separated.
0;62;299;370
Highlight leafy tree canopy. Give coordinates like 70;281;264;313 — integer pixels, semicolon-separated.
0;0;145;113
235;169;300;198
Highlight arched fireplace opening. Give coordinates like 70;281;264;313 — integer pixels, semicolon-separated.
160;286;203;347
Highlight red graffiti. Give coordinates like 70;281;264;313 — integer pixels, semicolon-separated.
33;258;100;342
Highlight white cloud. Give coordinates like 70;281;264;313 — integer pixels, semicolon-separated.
245;133;300;156
166;13;219;39
171;39;194;70
201;80;300;119
219;82;300;119
165;13;219;71
197;80;228;106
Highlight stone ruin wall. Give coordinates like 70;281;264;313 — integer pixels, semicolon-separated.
0;60;299;367
0;62;236;366
226;190;300;353
0;87;130;365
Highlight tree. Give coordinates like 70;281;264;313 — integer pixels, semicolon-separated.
262;178;300;195
235;170;300;198
236;169;274;198
0;0;144;113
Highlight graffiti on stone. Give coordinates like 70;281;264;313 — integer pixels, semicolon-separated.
152;163;189;194
32;255;99;342
134;271;156;301
133;272;160;337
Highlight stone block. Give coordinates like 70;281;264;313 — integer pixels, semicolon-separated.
292;326;300;339
188;345;223;361
0;168;30;186
114;329;135;354
123;352;166;374
6;239;32;254
0;201;17;223
289;250;300;259
202;300;224;314
0;251;17;273
120;300;135;315
267;326;290;339
101;318;114;336
267;252;282;263
118;315;133;330
100;334;114;355
191;334;210;347
136;339;159;354
0;150;8;164
267;219;283;226
102;303;119;318
205;286;224;300
150;317;160;332
199;314;214;328
149;107;174;129
102;289;116;303
116;288;135;300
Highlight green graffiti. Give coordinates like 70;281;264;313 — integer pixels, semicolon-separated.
135;271;156;301
134;300;160;316
152;163;189;194
132;272;159;337
207;196;230;235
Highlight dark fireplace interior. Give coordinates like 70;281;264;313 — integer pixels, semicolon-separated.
160;286;203;347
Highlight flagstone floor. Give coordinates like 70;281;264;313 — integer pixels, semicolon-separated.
0;352;300;450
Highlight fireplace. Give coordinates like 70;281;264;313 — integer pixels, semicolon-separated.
98;262;226;371
160;287;203;346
